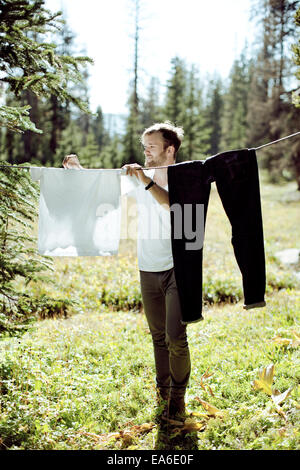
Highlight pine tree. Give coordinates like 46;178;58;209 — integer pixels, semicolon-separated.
75;69;91;148
122;92;143;165
20;89;42;162
181;65;205;160
164;57;187;125
53;120;82;165
247;0;300;183
91;106;109;152
0;165;56;332
0;0;92;331
188;75;211;158
290;6;300;188
163;56;188;161
102;136;123;169
0;0;91;132
203;76;224;155
220;48;251;150
121;0;143;165
140;77;163;128
79;132;102;168
267;0;299;141
2;92;25;164
292;6;300;107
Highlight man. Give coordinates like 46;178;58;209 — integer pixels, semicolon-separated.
63;121;190;420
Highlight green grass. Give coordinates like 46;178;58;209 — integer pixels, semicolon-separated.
0;175;299;450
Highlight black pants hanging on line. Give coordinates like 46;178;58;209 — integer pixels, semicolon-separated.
167;148;266;324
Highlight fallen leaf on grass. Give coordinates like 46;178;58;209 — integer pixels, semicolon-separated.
181;418;207;432
199;368;215;396
278;427;287;437
271;336;292;346
271;388;293;422
170;417;207;435
271;331;300;348
273;404;288;421
78;430;119;444
77;422;156;447
194;397;224;418
119;429;134;446
133;423;155;432
253;364;294;422
163;417;185;427
253;364;293;404
271;388;293;407
117;422;156;446
191;411;211;420
291;331;300;347
253;364;275;395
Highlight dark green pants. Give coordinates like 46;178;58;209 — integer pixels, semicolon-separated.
139;268;191;399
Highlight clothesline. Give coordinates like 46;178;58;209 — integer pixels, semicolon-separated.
0;130;299;171
139;131;300;170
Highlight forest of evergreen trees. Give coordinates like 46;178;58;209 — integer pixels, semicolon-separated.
0;0;299;184
0;0;299;327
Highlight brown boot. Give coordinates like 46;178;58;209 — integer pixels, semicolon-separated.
163;396;186;422
156;387;170;420
157;387;170;403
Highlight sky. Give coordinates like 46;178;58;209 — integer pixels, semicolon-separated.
45;0;257;115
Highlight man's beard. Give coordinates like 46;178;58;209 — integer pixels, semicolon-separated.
144;150;166;168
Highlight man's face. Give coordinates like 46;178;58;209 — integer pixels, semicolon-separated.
142;132;169;167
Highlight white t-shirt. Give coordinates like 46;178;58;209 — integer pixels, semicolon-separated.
31;167;122;256
122;170;174;272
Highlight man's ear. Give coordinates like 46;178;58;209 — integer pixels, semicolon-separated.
167;145;175;158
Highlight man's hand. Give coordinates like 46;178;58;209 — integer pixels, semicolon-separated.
122;163;151;186
122;163;170;209
63;154;83;169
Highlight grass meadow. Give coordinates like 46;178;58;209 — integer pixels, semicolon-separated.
0;173;299;450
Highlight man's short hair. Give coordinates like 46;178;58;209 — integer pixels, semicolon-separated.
141;121;184;156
